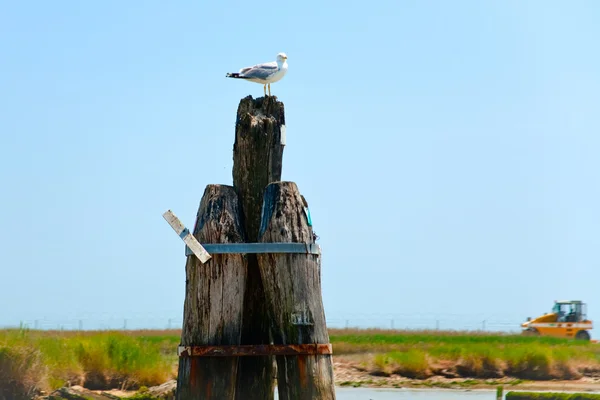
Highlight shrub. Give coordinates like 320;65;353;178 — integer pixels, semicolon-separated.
551;349;582;380
0;345;47;400
371;354;392;376
388;350;431;379
76;333;173;389
455;346;501;378
504;347;553;380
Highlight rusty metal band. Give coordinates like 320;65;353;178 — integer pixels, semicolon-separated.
184;243;321;257
178;344;332;357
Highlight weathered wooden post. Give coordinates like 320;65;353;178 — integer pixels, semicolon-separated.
172;95;334;399
233;96;285;400
176;185;247;399
258;182;335;399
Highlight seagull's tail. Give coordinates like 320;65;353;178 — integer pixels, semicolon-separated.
226;72;247;79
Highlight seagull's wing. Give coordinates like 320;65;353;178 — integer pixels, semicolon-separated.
239;62;278;80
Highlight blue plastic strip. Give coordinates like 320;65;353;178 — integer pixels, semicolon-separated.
185;243;320;256
303;207;312;226
179;228;190;239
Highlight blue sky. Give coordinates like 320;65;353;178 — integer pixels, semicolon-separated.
1;1;599;330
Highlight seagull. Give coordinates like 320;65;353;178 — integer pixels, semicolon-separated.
226;53;288;97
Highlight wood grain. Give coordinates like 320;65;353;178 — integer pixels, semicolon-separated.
232;95;285;400
257;182;335;400
176;185;246;400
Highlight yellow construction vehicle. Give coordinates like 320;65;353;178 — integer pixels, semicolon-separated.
521;300;592;340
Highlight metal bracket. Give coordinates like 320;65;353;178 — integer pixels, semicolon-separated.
185;242;320;257
178;344;332;357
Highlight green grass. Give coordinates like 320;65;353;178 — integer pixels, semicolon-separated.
455;344;502;378
506;392;600;400
0;328;177;396
329;329;590;347
329;329;600;380
371;351;429;378
0;344;47;400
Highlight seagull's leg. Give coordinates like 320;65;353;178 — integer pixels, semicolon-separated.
268;83;271;97
263;84;267;97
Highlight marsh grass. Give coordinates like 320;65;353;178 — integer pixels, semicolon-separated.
330;329;600;380
2;327;599;397
455;345;502;378
0;345;47;400
503;346;553;380
0;328;176;394
73;333;173;389
388;350;431;379
506;393;600;400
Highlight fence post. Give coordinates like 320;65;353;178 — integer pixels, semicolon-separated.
257;182;335;400
232;96;285;400
176;185;247;399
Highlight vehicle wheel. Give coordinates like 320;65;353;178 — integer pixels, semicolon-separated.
576;330;591;341
523;328;539;336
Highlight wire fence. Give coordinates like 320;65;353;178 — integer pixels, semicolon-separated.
1;313;525;333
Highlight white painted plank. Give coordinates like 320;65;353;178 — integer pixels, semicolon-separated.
163;209;186;235
163;210;212;264
182;234;212;264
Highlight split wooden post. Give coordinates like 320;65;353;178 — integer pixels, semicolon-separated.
257;182;335;400
232;96;285;400
176;185;247;400
174;95;333;399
